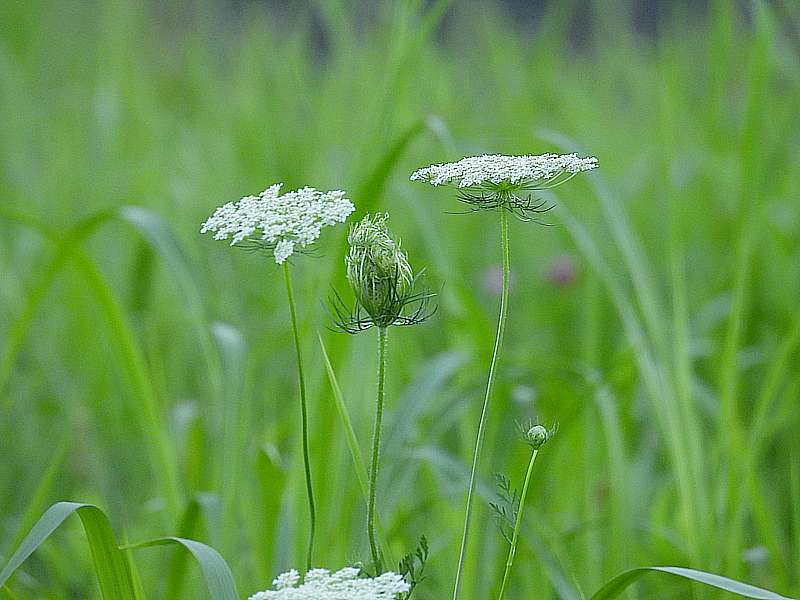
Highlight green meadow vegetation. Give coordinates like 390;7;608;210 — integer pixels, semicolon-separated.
1;0;799;598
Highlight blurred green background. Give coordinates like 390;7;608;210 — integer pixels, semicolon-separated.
1;0;799;598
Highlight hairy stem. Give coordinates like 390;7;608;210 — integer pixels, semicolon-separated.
453;209;510;600
368;326;389;573
497;448;539;600
283;261;315;572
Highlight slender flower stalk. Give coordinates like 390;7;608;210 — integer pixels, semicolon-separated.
497;424;555;600
201;183;354;572
453;207;510;600
368;327;389;573
498;424;558;600
411;153;596;600
283;262;316;571
496;448;538;600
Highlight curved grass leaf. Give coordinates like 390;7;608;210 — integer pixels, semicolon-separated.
0;208;116;399
0;502;136;600
118;206;224;406
0;207;181;518
123;537;238;600
3;435;69;558
590;566;794;600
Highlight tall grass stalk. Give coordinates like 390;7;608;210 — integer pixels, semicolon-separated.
282;262;316;571
453;208;510;600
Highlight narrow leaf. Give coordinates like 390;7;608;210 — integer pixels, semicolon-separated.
590;566;794;600
0;502;136;600
123;537;238;600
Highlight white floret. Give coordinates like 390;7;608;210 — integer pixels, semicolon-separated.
248;567;410;599
410;153;598;188
200;183;355;264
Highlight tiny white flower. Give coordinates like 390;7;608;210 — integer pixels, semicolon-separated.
200;183;355;264
248;566;410;600
410;153;598;189
273;570;300;589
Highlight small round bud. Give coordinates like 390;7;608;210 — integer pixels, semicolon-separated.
526;425;548;449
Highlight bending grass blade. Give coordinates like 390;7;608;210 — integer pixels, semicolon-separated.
3;434;68;559
590;566;795;600
317;333;395;566
122;538;238;600
118;206;225;413
0;207;181;519
0;502;136;600
453;209;510;600
0;208;116;400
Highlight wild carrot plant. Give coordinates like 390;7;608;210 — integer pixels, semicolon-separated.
201;183;354;570
411;153;597;599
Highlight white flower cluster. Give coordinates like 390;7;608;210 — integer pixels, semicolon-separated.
410;153;598;188
200;183;355;264
248;567;410;600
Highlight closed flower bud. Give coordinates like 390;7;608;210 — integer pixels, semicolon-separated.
346;213;412;328
332;213;435;333
522;423;557;450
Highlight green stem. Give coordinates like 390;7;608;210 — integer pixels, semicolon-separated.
368;326;389;573
283;262;315;572
453;209;510;600
497;448;539;600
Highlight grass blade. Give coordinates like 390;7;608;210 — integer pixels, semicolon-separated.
0;502;136;600
0;207;181;518
590;566;795;600
123;538;238;600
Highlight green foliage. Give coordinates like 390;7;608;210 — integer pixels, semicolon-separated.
591;566;794;600
0;503;136;600
0;502;239;600
2;0;800;598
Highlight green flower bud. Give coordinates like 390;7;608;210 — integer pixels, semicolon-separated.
345;214;413;328
524;424;556;450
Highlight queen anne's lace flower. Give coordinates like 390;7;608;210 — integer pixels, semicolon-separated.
410;153;598;188
200;183;355;264
248;567;410;600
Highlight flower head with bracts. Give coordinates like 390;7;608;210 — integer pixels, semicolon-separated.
330;213;435;334
410;153;597;222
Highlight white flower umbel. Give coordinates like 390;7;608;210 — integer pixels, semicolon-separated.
248;567;410;600
200;183;355;264
410;153;597;190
